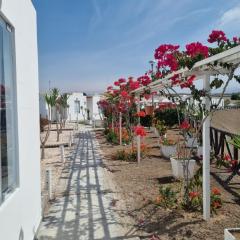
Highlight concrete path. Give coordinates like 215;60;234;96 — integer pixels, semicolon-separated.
37;127;138;240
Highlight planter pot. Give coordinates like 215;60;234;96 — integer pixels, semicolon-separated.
170;157;196;179
161;145;177;159
186;137;198;148
225;228;240;240
145;106;154;115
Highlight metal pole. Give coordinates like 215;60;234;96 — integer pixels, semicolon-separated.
119;112;122;145
202;74;211;220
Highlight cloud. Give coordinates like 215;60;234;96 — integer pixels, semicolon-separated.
220;5;240;26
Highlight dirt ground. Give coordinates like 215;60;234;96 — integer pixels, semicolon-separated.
40;123;76;214
95;128;240;240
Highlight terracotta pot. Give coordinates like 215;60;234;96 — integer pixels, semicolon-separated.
145;106;154;115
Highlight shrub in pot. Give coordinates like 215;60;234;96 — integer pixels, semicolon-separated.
160;138;177;159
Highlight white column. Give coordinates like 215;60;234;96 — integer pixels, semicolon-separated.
137;95;141;164
119;112;122;145
202;74;211;220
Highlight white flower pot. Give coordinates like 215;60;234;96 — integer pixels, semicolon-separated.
170;157;196;179
161;145;177;159
224;228;240;240
186;137;198;148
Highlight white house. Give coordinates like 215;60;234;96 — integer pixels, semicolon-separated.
87;94;102;121
67;92;87;122
0;1;41;240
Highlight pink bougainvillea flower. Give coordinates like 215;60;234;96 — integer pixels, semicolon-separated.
155;71;162;79
171;74;180;85
233;37;239;43
134;126;146;137
118;78;126;84
212;187;221;196
120;90;129;98
180;120;190;130
129;81;140;91
186;42;208;58
154;44;179;59
107;86;113;91
157;53;179;71
136;111;146;117
114;81;120;86
180;75;196;88
137;75;152;86
208;30;227;43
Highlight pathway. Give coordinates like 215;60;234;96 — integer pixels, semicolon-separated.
37;127;138;240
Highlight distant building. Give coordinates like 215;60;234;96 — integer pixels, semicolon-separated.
87;94;102;121
67;92;87;121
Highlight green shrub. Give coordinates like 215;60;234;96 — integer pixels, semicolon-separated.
106;130;118;144
154;108;183;127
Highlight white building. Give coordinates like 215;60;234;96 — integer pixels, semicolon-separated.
87;94;102;121
39;93;48;119
67;92;87;122
0;1;41;240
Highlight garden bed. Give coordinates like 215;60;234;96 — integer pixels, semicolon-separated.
95;128;240;240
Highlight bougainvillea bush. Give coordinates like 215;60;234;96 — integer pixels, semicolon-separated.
99;29;240;211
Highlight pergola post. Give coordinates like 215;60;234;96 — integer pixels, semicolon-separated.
137;94;141;164
119;112;122;145
202;73;211;220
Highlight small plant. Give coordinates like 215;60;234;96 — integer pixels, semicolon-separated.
211;187;222;213
106;130;118;144
155;120;167;136
160;137;176;146
155;186;177;208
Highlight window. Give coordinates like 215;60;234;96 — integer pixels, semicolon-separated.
0;18;18;204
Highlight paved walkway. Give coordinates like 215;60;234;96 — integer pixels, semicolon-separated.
37;127;138;240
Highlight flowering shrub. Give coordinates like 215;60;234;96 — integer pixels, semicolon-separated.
136;111;146;117
155;186;178;208
134;126;146;137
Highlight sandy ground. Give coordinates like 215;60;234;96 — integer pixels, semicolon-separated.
40;123;76;215
95;128;240;240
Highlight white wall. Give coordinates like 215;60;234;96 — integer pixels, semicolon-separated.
67;92;87;121
87;95;102;120
39;93;48;119
0;1;41;240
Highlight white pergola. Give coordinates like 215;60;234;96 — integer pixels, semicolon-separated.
129;45;240;220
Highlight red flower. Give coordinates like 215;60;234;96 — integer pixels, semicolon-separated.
208;30;227;43
107;86;113;91
212;187;221;195
180;75;196;88
154;44;179;59
157;53;179;71
186;42;208;58
224;154;231;162
134;126;146;137
233;37;239;43
189;191;200;199
137;75;151;86
136;111;146;117
118;78;126;84
171;74;180;85
120;91;129;98
114;81;120;86
180;120;190;130
212;200;222;209
129;81;140;91
144;94;151;100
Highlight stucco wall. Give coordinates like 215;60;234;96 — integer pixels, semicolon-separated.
0;1;42;240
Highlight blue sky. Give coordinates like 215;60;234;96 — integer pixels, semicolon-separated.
33;0;240;94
